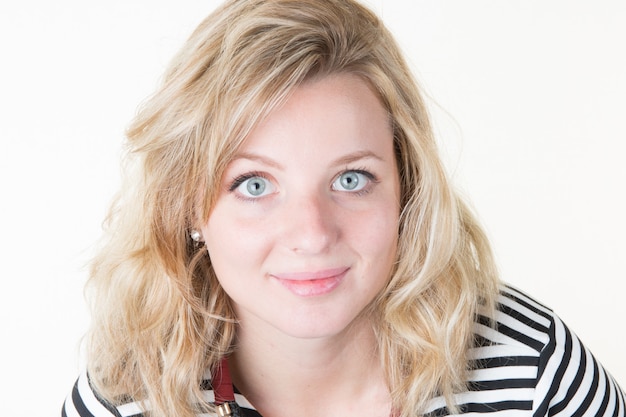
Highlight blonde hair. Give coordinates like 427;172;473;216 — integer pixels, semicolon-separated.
86;1;500;416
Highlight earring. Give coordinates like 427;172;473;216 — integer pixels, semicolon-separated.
190;229;202;242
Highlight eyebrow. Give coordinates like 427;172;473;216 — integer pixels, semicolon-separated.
331;150;384;166
230;152;284;169
230;149;384;169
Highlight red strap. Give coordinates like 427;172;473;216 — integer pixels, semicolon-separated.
213;357;235;404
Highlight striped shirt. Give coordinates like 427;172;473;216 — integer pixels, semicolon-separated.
62;285;625;417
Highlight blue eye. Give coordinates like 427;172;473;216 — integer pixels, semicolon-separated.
332;171;371;192
244;177;266;196
230;174;275;198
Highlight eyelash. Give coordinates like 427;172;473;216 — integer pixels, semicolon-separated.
335;168;378;195
227;171;268;192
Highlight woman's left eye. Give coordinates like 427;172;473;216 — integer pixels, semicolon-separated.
332;170;373;192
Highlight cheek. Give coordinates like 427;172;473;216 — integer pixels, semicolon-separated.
348;204;399;259
202;203;280;286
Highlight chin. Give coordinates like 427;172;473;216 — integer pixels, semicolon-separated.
271;310;371;341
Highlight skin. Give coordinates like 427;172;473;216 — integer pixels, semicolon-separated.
202;73;400;417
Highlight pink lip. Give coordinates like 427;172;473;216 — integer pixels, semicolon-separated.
272;267;348;297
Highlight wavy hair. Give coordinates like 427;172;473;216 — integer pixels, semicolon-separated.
86;1;500;416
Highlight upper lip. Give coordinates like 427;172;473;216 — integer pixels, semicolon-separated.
271;267;349;281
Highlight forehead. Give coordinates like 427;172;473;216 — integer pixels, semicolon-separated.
235;73;392;157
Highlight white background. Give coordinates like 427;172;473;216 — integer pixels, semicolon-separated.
0;1;624;415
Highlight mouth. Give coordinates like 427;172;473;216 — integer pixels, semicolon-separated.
271;267;349;297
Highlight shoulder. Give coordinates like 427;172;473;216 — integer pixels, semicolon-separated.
61;371;144;417
425;284;625;416
62;369;260;417
477;284;555;356
500;285;625;417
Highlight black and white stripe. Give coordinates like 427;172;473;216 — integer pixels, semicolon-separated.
62;285;625;417
425;285;625;416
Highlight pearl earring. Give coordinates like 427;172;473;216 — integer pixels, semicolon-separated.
190;230;202;242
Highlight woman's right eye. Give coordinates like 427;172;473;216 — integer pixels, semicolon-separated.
230;174;275;199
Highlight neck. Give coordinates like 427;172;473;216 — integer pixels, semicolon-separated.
229;315;390;417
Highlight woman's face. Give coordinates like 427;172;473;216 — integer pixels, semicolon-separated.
202;73;400;340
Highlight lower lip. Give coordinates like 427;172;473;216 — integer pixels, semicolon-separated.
274;270;347;297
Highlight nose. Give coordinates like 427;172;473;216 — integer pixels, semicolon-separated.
280;192;339;255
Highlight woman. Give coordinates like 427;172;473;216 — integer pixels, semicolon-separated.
62;1;624;416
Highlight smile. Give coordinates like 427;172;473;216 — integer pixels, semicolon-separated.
271;267;349;297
